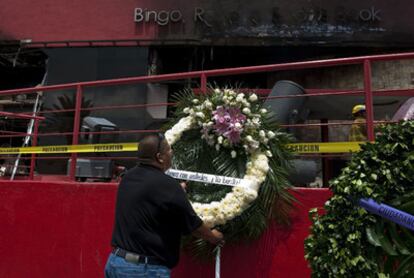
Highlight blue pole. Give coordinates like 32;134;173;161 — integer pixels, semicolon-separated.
358;198;414;231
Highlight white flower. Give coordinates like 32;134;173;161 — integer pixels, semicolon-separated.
250;140;260;149
260;108;267;114
204;101;213;109
199;207;208;215
195;112;205;119
214;88;220;94
203;216;214;228
192;203;201;211
267;131;276;138
165;116;194;145
233;187;243;194
252;117;260;126
235;122;242;129
223;96;229;104
265;150;273;157
228;90;236;96
231;151;237;158
242;100;251;108
245;191;258;202
246;135;253;142
248;94;258;102
242;107;251;115
218;136;223;144
255;155;269;172
259;130;266;137
183;107;190;114
192;99;199;104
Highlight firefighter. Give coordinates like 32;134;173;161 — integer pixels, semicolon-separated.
349;104;367;141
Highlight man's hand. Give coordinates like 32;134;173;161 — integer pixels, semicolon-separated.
209;229;225;246
192;224;225;246
180;181;187;192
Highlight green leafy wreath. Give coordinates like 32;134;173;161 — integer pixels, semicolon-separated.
305;121;414;277
165;87;294;254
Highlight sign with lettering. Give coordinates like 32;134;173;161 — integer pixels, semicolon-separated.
134;6;383;27
165;169;256;189
130;1;403;46
134;8;184;26
134;7;212;26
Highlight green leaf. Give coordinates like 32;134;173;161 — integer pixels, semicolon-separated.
388;223;411;255
375;220;398;256
366;226;381;247
398;200;414;214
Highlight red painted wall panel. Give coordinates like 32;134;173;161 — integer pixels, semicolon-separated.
0;180;331;278
0;0;159;41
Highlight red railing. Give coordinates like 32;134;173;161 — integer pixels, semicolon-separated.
1;51;414;182
0;111;45;179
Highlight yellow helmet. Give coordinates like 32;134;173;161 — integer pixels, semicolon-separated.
352;104;366;115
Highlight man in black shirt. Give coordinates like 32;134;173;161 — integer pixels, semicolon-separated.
105;133;224;277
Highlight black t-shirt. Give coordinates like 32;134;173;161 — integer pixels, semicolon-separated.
111;164;202;268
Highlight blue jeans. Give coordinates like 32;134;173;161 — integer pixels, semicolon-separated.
105;253;171;278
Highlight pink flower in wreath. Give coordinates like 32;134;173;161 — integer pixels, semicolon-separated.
213;106;229;133
228;107;246;124
212;106;246;144
224;128;242;143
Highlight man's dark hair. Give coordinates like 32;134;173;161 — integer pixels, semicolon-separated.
137;133;166;161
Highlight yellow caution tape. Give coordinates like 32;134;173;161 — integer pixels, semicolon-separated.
0;143;139;154
0;141;366;155
287;141;364;153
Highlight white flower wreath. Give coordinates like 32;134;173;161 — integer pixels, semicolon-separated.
165;89;274;227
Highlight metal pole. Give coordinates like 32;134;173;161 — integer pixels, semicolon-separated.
200;73;207;94
2;52;414;97
69;85;83;180
29;119;39;179
363;60;375;141
320;119;330;187
11;91;43;180
215;246;221;278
